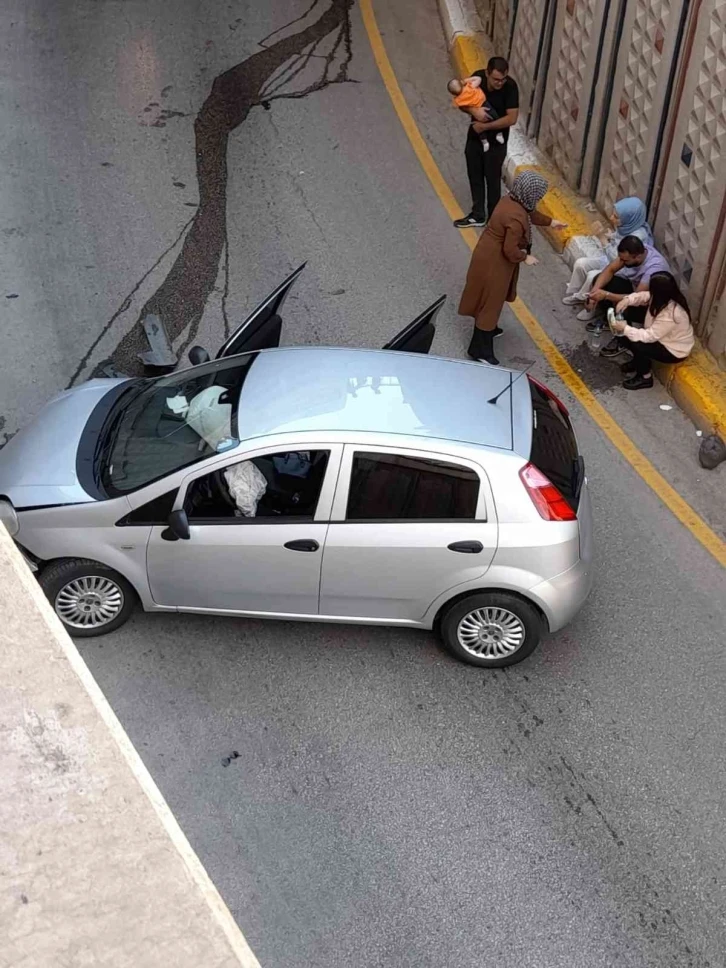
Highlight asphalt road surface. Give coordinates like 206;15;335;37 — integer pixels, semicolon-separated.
2;1;726;966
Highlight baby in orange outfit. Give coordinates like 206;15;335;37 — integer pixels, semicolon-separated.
448;76;505;152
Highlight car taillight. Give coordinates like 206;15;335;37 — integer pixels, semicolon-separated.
527;375;569;417
519;463;577;521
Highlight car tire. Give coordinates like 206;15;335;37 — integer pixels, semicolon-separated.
38;559;136;637
440;592;543;668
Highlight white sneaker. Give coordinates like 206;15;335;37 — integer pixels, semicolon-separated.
562;294;584;306
577;306;600;322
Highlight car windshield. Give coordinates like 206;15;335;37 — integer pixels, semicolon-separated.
97;355;257;495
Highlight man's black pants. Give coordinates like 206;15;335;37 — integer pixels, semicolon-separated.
465;132;507;222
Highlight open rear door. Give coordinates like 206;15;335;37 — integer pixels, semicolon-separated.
215;263;306;359
383;296;446;354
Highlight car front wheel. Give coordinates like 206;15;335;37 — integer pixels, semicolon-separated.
440;592;543;668
39;559;136;637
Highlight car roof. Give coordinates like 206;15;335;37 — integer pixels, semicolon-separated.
236;347;533;455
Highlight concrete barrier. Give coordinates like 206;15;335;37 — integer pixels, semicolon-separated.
0;524;261;968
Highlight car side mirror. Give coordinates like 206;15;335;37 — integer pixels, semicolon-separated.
161;509;191;541
188;346;210;366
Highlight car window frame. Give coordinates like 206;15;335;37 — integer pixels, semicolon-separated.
332;444;490;523
174;442;344;526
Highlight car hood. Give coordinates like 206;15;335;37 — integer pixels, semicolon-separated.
0;379;128;508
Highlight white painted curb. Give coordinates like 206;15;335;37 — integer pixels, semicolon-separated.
437;0;484;44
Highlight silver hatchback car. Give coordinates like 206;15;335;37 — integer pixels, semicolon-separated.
0;269;593;667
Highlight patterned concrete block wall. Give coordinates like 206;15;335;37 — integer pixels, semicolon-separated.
475;0;726;355
653;0;726;337
703;267;726;363
491;0;512;57
474;0;496;40
595;0;685;215
538;0;611;184
508;0;548;131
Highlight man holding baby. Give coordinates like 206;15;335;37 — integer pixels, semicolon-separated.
451;56;520;231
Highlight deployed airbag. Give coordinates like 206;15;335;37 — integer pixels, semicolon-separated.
224;461;267;517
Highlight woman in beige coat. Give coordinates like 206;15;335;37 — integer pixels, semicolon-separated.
459;170;558;364
606;271;694;390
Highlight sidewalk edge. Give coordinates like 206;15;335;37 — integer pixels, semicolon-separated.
437;0;726;436
0;526;263;968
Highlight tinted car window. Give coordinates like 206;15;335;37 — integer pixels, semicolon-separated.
529;381;581;510
347;453;479;521
186;451;330;521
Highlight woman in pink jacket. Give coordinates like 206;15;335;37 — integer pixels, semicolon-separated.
602;271;695;390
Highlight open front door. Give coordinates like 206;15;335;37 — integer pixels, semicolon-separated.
215;263;306;359
383;296;446;354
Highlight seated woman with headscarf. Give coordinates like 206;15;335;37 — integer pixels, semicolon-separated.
458;170;566;365
562;196;653;321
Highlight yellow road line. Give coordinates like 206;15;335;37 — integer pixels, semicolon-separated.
360;0;726;569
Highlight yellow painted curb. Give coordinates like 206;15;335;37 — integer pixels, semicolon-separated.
450;34;486;79
448;29;726;437
656;346;726;437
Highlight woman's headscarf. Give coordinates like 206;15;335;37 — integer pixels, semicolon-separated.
613;197;652;243
509;171;549;251
509;170;549;212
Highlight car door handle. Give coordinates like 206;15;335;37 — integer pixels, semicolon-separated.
448;541;484;554
284;539;320;553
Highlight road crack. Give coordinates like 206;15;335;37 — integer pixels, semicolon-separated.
73;0;355;382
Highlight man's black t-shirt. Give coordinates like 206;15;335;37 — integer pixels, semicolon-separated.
469;71;519;144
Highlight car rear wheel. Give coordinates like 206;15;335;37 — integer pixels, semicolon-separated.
39;559;136;637
440;592;542;668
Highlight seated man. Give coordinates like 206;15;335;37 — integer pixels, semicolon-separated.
583;236;671;352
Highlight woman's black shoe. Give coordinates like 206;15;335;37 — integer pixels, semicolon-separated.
623;374;653;390
468;327;499;365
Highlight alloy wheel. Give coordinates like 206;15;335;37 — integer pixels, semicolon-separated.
55;576;125;630
456;606;526;659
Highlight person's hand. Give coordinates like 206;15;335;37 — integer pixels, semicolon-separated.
615;298;628;314
612;318;627;334
587;288;608;304
471;121;487;134
524;254;539;266
551;220;568;230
